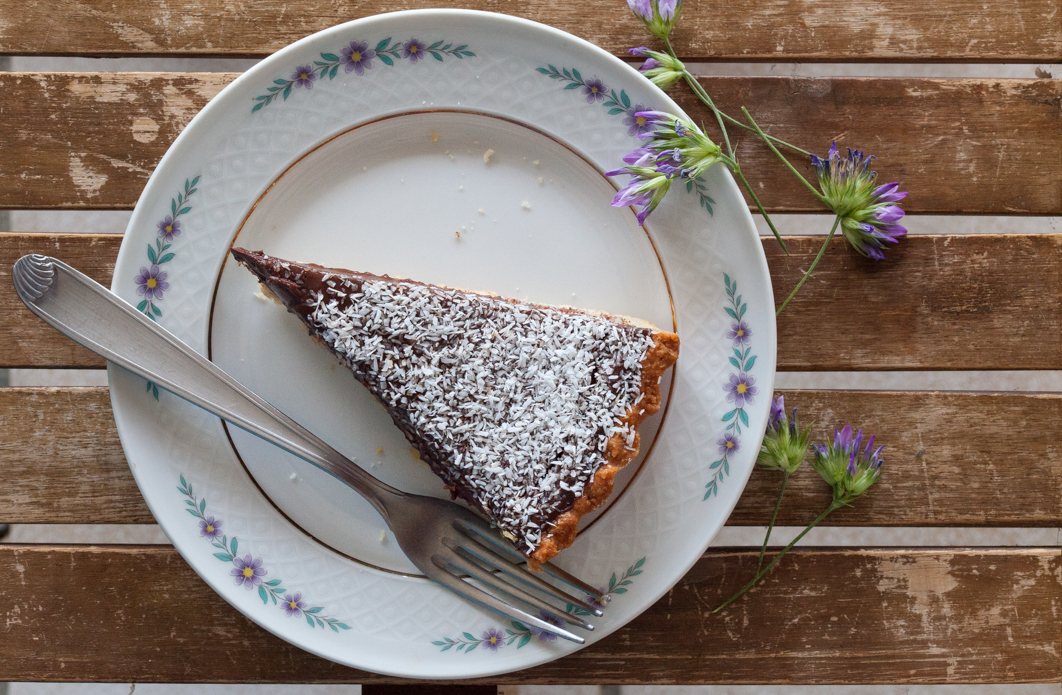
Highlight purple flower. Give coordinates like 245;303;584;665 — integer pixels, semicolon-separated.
402;38;427;63
582;78;607;103
283;592;306;617
718;432;740;458
758;395;812;474
134;265;169;300
768;395;785;431
291;65;317;89
812;425;884;501
657;0;682;21
198;516;222;541
231;554;267;589
812;143;908;261
341;40;375;75
530;610;565;642
481;627;505;651
605;162;673;225
724;372;758;408
156;215;181;242
623;104;654;136
727;320;752;346
626;0;654;21
626;0;684;38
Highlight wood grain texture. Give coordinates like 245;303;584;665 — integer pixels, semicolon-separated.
0;234;121;368
3;387;1059;526
0;0;1058;61
3;233;1060;371
1;73;1059;213
0;546;1057;683
678;77;1062;215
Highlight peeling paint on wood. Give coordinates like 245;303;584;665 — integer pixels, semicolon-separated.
0;74;1058;212
1;387;1059;526
2;233;1060;371
0;546;1056;683
0;1;1058;61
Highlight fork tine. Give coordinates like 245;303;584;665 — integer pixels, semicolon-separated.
454;518;609;600
452;529;604;617
428;556;585;644
443;542;595;630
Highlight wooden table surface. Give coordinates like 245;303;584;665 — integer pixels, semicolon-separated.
0;0;1060;688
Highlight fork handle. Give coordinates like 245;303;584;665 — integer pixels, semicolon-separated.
12;254;402;520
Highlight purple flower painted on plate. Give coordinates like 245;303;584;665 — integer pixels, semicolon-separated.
134;265;169;300
582;78;607;103
402;38;428;63
586;588;609;609
198;516;222;541
341;40;376;74
291;65;317;88
727;320;752;346
156;216;181;242
530;611;565;642
482;627;505;651
283;592;307;617
718;432;740;458
231;554;267;589
623;104;653;136
724;371;757;408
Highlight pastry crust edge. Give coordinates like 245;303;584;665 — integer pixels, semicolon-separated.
527;329;680;569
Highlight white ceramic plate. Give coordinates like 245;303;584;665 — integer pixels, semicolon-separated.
110;9;776;679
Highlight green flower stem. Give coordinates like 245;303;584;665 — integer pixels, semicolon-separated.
655;39;810;157
776;215;840;315
713;500;842;614
729;161;788;255
664;36;733;159
757;471;790;572
741;107;827;205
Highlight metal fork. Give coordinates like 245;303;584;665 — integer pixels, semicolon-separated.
13;254;607;643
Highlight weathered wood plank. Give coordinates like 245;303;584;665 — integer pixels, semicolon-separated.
2;234;1059;371
0;233;122;368
0;546;1057;683
676;77;1062;215
3;387;1058;526
0;0;1058;62
1;73;1059;213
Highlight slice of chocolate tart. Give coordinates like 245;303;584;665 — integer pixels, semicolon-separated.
230;247;679;566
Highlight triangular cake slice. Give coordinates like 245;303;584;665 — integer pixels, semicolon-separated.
231;247;679;566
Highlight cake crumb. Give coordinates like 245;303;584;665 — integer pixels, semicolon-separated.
376;447;384;455
532;160;540;166
455;230;461;238
253;290;270;303
431;131;439;143
521;201;531;210
538;177;543;185
289;472;297;481
478;208;485;215
483;148;495;163
459;185;464;191
474;140;479;145
448;154;455;161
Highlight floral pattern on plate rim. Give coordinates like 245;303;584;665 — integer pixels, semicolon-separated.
178;474;352;633
536;65;716;214
134;176;200;399
704;273;757;499
253;37;476;112
432;557;645;653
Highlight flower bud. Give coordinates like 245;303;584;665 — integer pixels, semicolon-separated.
757;396;812;474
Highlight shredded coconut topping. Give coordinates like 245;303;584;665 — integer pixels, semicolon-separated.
306;277;654;553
